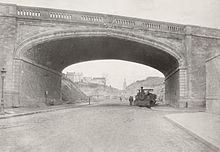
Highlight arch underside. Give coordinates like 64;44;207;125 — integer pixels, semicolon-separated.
22;36;179;76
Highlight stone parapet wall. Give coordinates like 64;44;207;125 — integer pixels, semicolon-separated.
0;2;16;16
15;5;185;34
206;54;220;114
190;26;220;39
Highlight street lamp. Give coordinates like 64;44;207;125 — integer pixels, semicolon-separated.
0;68;6;115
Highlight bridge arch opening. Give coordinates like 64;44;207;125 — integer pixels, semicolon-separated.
62;59;165;103
62;59;165;88
14;31;186;107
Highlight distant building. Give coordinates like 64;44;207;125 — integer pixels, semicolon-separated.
66;72;83;82
65;72;106;85
83;77;93;83
90;77;106;86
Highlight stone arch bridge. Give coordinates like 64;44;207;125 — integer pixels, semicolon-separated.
0;3;220;114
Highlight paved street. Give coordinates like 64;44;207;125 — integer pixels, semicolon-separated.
0;100;215;152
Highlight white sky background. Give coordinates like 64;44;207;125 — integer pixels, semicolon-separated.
63;60;164;89
1;0;219;89
1;0;220;28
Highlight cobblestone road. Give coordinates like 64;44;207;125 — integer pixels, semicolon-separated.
0;101;215;152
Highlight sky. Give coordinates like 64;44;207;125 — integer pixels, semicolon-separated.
0;0;219;28
1;0;219;89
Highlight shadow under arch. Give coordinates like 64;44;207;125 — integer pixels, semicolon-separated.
13;28;186;107
15;29;185;75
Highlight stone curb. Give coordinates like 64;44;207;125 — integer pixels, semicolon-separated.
151;107;205;113
164;116;220;152
151;107;181;112
0;103;90;120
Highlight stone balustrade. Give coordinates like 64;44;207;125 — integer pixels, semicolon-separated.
81;15;103;22
114;19;135;26
49;12;72;20
16;5;185;33
17;9;41;17
142;22;161;29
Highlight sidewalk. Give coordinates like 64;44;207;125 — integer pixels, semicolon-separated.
165;112;220;152
0;102;90;119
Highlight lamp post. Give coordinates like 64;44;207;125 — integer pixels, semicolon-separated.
0;68;6;115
